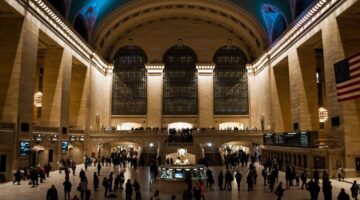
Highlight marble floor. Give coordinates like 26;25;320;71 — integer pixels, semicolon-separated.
0;163;357;200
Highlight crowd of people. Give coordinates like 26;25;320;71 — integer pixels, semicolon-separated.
12;163;52;187
10;152;360;200
168;128;194;143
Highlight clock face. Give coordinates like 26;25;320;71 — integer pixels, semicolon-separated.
178;148;186;156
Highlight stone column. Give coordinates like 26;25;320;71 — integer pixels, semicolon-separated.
69;64;89;130
146;64;164;128
196;64;215;128
322;17;360;177
288;48;318;131
41;48;72;128
0;15;39;179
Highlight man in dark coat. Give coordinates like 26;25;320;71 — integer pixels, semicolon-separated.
125;179;133;200
63;179;72;200
337;188;350;200
218;171;224;191
322;179;332;200
308;179;320;200
46;185;58;200
235;171;242;191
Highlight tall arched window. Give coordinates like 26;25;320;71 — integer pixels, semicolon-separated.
112;45;147;115
213;45;248;115
163;44;198;115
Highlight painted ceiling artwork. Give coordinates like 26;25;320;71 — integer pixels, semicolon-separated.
47;0;316;44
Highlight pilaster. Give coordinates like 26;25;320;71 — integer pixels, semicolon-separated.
197;64;215;128
146;64;164;127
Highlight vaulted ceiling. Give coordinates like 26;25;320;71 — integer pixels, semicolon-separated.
46;0;316;61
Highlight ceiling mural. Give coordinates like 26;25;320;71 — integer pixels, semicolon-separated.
47;0;316;44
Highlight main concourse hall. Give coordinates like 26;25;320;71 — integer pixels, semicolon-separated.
0;0;359;199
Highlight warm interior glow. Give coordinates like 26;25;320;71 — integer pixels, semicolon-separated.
116;122;142;130
219;122;244;130
167;122;193;130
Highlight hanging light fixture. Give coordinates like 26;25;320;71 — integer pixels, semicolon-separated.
34;91;43;107
319;107;329;123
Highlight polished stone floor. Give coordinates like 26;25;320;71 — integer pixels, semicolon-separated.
0;163;357;200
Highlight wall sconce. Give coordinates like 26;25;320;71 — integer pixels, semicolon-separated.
70;135;77;142
34;91;43;107
319;107;328;123
34;134;43;143
49;134;58;143
79;135;85;142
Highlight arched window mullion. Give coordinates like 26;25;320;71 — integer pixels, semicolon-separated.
163;45;198;115
214;45;249;115
112;46;148;115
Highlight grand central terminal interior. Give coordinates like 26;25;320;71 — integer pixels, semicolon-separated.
0;0;359;199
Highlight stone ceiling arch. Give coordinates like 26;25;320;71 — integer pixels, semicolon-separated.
106;17;256;62
92;0;268;63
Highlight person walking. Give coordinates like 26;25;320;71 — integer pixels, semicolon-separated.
247;172;254;191
125;179;133;200
97;162;101;176
133;179;141;200
63;179;72;200
193;186;202;200
93;172;99;191
102;177;109;197
218;171;224;191
350;181;359;200
313;169;320;184
338;168;344;181
268;171;276;192
337;188;350;200
275;182;285;200
108;172;114;192
46;185;58;200
235;171;242;191
150;190;160;200
206;169;214;189
262;168;267;186
224;170;233;191
301;171;308;190
79;169;85;180
72;162;76;176
322;179;332;200
79;178;88;200
308;179;320;200
13;169;21;185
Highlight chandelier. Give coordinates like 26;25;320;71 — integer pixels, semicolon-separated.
319;107;328;123
34;91;43;107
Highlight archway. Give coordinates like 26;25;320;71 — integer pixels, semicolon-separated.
218;122;244;130
167;122;193;130
116;122;142;130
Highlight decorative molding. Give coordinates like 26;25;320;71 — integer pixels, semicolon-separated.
249;0;345;74
196;64;215;75
145;64;165;74
18;0;112;74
